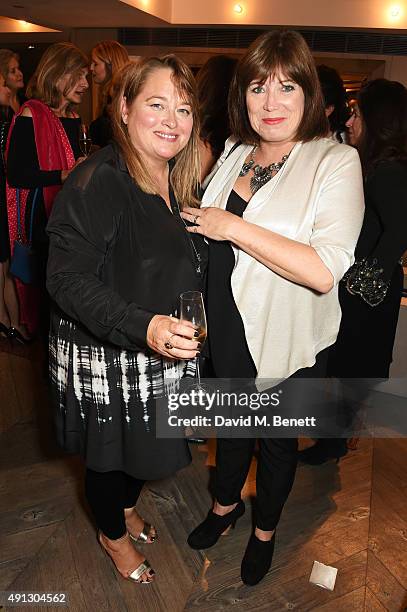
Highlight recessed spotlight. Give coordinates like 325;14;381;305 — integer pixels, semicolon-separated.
389;4;402;18
234;3;243;14
28;44;35;49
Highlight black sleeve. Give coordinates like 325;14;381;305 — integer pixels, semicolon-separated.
7;116;62;188
89;114;112;148
344;161;407;306
366;161;407;279
46;164;155;350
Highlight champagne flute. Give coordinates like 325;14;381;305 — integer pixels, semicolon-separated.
180;291;207;390
79;123;92;157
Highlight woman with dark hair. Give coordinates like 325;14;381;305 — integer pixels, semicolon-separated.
46;56;206;584
5;42;88;339
301;78;407;465
89;40;130;148
317;64;349;143
196;54;237;180
182;30;364;585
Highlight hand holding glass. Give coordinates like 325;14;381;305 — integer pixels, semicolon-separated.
79;124;92;157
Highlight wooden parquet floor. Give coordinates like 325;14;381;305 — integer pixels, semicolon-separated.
1;413;406;611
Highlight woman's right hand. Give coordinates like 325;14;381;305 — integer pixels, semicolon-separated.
61;157;87;182
147;315;200;360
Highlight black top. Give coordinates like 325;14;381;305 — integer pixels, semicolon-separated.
354;159;407;280
329;159;407;378
89;109;112;149
207;189;256;379
0;107;14;262
0;106;13;170
7;115;81;189
6;115;81;245
47;144;207;351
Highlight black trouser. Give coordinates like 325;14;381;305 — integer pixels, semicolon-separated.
85;469;145;540
214;348;329;531
216;437;298;530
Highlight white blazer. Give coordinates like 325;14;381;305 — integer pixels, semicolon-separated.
202;138;365;382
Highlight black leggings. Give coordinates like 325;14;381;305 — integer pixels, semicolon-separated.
85;469;145;540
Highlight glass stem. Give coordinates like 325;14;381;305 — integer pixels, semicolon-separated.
196;356;201;387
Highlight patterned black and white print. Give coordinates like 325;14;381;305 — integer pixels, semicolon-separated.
50;317;195;432
49;316;195;479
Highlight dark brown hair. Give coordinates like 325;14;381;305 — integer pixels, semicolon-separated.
111;54;201;208
317;64;349;141
196;55;238;159
26;42;88;110
229;30;328;144
357;78;407;175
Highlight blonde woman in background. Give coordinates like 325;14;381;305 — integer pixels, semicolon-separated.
0;50;24;339
6;42;88;339
0;49;24;114
90;40;130;148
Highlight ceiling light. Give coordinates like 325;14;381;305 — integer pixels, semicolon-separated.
389;4;402;18
233;4;243;14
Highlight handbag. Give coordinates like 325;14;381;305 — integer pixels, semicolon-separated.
10;188;40;285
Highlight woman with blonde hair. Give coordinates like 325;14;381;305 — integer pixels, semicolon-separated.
90;40;129;147
0;50;25;339
0;49;24;114
6;42;88;339
46;55;206;584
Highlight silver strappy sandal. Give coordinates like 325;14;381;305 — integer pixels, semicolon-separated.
98;531;155;584
127;559;154;584
128;521;158;544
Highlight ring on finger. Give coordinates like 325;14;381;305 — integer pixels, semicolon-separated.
164;334;176;350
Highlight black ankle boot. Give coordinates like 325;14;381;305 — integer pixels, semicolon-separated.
298;439;347;465
241;531;276;586
187;500;245;550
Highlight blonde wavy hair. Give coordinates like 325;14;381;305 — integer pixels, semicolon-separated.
111;55;201;208
0;49;19;83
26;42;88;110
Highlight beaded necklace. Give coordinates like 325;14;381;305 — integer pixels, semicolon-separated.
239;145;291;194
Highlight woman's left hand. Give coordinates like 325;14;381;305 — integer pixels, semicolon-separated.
181;207;240;242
